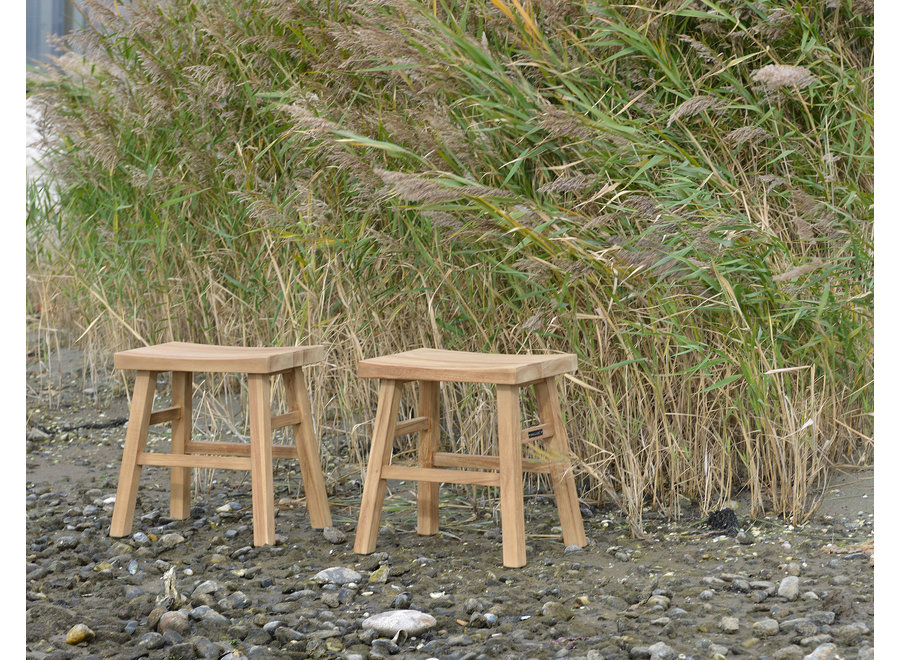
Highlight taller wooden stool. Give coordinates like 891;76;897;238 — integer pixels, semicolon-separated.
109;342;332;546
353;348;586;568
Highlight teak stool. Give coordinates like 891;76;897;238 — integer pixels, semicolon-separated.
109;342;332;546
353;348;586;567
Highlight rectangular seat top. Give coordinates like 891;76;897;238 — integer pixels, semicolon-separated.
114;342;325;374
357;348;577;385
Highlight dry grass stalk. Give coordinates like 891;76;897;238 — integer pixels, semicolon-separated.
666;95;724;127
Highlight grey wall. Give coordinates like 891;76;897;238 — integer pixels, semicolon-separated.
26;0;79;65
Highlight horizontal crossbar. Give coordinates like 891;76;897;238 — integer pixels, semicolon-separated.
148;407;181;425
136;452;251;470
184;441;299;459
394;416;430;437
381;464;501;486
271;411;301;429
431;452;566;474
521;423;554;443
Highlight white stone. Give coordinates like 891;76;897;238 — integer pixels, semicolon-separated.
803;643;843;660
361;609;437;637
313;566;362;585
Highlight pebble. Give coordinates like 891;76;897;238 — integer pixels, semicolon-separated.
752;617;780;636
137;632;165;650
369;565;390;583
323;526;346;544
778;576;800;601
803;643;842;660
648;641;676;660
719;616;740;633
66;623;95;645
313;566;361;585
159;532;186;546
158;610;191;636
57;535;79;550
391;592;411;609
190;605;230;627
192;580;223;597
361;610;437;637
542;601;574;621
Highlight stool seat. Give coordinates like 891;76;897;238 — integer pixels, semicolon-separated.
358;348;577;385
114;341;325;374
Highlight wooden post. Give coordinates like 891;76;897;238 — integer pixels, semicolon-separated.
283;367;332;529
417;380;440;535
353;379;401;554
534;378;586;548
497;384;526;568
169;371;192;519
110;371;157;537
248;374;275;546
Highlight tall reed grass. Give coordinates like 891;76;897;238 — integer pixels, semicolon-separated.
27;0;873;530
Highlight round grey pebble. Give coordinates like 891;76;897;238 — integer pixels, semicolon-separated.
138;632;165;650
752;617;780;636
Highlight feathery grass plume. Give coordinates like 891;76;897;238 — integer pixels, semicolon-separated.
538;107;594;140
666;95;725;127
852;0;873;15
538;173;598;194
725;125;773;147
375;169;507;203
678;35;718;65
752;8;794;41
625;195;659;218
753;174;788;192
751;64;815;91
774;259;826;283
793;216;815;240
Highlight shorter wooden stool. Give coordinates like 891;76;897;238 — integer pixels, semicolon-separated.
109;342;332;546
353;348;586;567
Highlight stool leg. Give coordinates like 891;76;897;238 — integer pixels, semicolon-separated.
248;373;276;546
497;384;526;568
417;380;440;536
169;371;192;520
283;367;332;529
535;378;587;548
110;370;157;537
354;379;401;555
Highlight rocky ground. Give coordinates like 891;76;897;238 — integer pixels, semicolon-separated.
25;342;875;660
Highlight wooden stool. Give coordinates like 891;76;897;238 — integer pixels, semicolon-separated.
353;348;586;568
109;342;332;546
